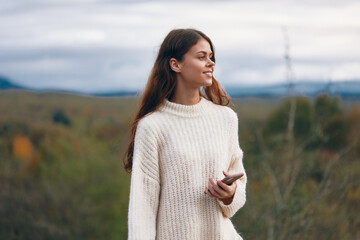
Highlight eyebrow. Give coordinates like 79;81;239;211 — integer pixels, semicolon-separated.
196;51;213;55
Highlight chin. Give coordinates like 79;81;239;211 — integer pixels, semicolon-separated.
203;79;213;87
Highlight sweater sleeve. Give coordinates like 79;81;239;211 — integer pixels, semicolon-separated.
128;120;161;240
217;111;247;218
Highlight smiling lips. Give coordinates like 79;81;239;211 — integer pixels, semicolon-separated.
203;71;213;78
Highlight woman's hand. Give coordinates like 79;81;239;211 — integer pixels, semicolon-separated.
204;170;237;205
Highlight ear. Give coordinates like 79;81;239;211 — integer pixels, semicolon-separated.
169;58;181;73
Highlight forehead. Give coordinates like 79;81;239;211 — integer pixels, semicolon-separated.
187;38;212;54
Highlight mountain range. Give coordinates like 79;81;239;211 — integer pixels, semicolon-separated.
1;76;360;98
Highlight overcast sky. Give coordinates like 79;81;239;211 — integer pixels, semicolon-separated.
0;0;359;92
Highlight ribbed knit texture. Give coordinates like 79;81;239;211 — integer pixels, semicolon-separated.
128;96;247;240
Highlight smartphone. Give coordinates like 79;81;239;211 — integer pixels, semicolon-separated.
221;172;244;185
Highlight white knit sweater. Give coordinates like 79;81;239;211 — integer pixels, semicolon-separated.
128;96;247;240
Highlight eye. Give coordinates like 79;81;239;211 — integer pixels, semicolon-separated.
199;56;205;59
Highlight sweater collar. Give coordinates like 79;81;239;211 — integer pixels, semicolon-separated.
158;96;210;118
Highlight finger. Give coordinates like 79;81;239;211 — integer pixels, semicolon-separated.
206;179;214;196
211;179;226;198
206;189;216;198
208;186;221;198
205;186;210;195
225;180;237;194
211;178;226;196
209;178;222;198
217;180;231;192
223;170;230;176
206;186;217;198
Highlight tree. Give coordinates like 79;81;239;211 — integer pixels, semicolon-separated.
52;109;71;127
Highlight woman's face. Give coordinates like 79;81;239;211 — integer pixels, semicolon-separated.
176;38;215;88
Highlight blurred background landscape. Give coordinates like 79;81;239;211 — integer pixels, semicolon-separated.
1;0;360;239
1;90;359;239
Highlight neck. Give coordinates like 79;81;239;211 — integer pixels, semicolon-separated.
170;80;201;105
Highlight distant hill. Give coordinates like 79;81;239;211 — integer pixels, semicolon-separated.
0;76;137;97
91;80;360;98
226;81;360;98
1;75;360;98
91;91;138;97
0;76;25;90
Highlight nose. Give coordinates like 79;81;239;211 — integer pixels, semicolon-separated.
206;58;215;67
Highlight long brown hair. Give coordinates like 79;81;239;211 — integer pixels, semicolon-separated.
123;28;232;173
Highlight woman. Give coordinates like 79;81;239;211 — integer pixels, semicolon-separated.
123;28;247;240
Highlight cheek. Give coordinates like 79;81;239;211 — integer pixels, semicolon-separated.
187;61;203;74
181;60;204;81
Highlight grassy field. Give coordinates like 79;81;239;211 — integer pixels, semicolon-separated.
0;90;359;239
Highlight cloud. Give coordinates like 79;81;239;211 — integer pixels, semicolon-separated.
0;0;359;92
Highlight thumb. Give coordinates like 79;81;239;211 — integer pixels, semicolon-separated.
223;170;230;176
